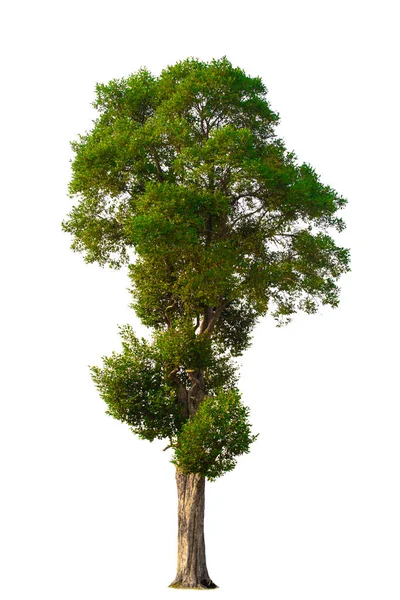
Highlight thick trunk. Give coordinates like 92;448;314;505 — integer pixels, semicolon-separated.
169;469;217;589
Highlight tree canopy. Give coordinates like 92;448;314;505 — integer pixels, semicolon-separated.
63;57;350;480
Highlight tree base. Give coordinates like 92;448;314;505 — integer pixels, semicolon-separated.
169;578;218;590
171;470;217;590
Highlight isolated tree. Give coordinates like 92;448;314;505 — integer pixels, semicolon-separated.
63;57;350;589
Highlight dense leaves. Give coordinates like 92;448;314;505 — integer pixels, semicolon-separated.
64;57;350;479
91;326;183;441
63;57;349;325
171;390;257;481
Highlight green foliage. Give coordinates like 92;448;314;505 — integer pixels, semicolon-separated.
64;57;350;478
213;298;259;356
90;323;239;444
63;56;349;328
154;323;213;372
91;326;182;441
172;389;258;481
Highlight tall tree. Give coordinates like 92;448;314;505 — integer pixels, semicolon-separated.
63;57;350;589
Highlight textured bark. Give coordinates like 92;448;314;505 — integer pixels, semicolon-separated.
169;470;217;589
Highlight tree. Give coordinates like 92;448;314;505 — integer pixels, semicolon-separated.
62;57;350;589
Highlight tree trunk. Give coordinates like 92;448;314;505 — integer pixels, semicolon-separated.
169;469;217;589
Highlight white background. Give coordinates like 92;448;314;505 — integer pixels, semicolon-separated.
1;1;399;598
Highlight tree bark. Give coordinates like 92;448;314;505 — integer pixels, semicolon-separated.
169;469;217;589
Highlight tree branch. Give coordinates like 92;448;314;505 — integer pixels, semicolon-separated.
199;306;213;335
167;367;185;392
163;444;174;451
203;301;224;335
230;204;267;228
152;147;164;182
186;369;201;386
165;300;177;329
